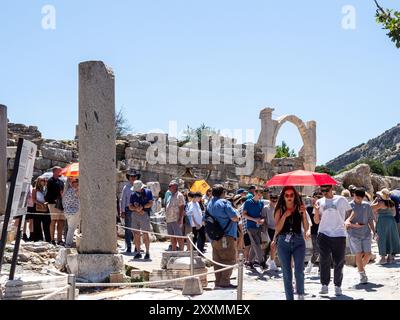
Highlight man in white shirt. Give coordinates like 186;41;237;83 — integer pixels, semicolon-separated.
314;184;352;297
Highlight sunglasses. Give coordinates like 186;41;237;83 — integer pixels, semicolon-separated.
284;193;295;198
321;189;331;193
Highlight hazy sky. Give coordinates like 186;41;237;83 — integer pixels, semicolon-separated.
1;0;399;165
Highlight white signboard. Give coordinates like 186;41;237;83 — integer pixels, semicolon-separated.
10;140;37;218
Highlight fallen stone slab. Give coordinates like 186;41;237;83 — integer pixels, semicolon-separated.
149;268;208;289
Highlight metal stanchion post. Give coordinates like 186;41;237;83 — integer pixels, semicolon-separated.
67;274;76;300
189;233;194;276
237;253;244;301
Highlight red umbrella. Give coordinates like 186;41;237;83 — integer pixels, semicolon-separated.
265;170;337;187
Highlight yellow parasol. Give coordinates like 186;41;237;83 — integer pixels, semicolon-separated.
190;180;211;195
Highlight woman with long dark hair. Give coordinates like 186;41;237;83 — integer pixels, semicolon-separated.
273;186;309;300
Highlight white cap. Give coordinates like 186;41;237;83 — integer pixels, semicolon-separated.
132;180;145;192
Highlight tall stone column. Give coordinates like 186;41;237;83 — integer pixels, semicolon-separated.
0;105;7;215
258;107;278;163
67;61;123;282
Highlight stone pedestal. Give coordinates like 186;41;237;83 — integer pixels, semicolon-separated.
0;105;7;215
66;254;124;283
76;61;122;282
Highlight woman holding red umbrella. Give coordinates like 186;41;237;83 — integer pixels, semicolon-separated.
273;186;309;300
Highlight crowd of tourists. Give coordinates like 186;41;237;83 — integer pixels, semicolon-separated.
19;166;400;300
118;169;400;299
20;166;80;248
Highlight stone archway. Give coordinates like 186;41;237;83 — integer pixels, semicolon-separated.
257;107;317;172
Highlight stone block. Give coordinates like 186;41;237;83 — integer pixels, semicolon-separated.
109;273;124;283
66;253;124;283
34;157;52;170
148;268;208;289
6;146;17;159
182;277;203;296
131;270;150;281
41;146;73;163
51;160;69;168
167;257;206;270
161;251;199;269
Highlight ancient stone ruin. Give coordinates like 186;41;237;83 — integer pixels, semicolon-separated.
5;108;317;197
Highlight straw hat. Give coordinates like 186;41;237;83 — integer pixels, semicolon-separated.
377;188;391;201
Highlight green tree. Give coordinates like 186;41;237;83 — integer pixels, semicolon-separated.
115;107;132;139
375;0;400;48
275;141;297;158
387;160;400;177
179;123;219;148
315;165;337;176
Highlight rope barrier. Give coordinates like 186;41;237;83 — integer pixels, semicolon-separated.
75;264;238;288
38;285;70;300
119;225;187;239
187;235;234;268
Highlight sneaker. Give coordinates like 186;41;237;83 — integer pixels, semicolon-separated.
297;294;305;300
377;257;387;265
335;286;342;296
268;260;279;271
125;248;132;253
144;253;150;260
51;240;57;246
305;261;313;274
387;255;395;264
359;274;368;285
319;285;329;295
57;241;65;247
134;253;142;260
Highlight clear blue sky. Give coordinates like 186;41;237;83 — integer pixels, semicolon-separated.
1;0;399;165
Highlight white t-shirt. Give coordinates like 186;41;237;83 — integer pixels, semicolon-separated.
317;195;352;237
186;201;203;228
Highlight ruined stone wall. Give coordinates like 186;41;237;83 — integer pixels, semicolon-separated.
6;122;305;196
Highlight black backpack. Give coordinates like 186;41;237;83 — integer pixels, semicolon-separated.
205;202;232;241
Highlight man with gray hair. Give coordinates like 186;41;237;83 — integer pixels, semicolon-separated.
165;180;186;251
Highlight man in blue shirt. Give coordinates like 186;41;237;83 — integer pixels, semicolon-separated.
207;184;239;288
243;189;266;270
129;180;154;260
